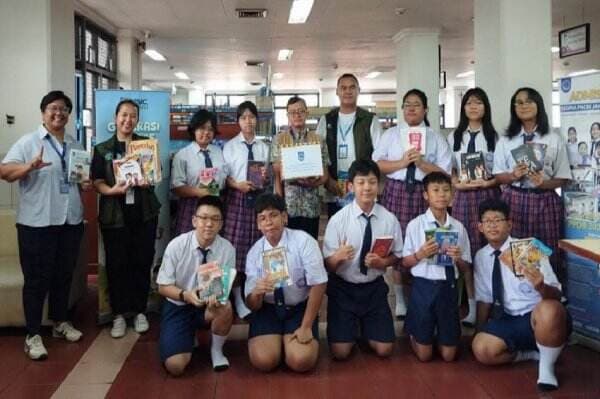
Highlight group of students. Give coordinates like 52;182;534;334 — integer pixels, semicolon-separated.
0;72;573;392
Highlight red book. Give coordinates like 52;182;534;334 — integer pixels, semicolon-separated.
371;236;394;257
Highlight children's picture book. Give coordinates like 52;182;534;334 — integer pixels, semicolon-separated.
402;126;427;155
460;151;488;182
261;247;292;288
198;167;220;196
67;149;91;183
424;226;450;263
127;139;162;185
247;160;268;189
371;236;394;257
113;155;143;186
509;238;552;277
196;262;224;301
434;230;459;266
510;144;543;172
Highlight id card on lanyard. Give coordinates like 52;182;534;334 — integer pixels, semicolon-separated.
45;135;69;194
337;118;354;160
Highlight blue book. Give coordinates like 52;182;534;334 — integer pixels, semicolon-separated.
434;231;459;266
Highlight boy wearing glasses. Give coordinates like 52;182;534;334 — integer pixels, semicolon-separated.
156;196;234;375
271;96;330;239
472;198;570;392
245;193;327;372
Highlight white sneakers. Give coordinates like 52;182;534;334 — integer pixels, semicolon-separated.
111;314;150;338
134;313;149;333
53;321;83;342
24;334;48;360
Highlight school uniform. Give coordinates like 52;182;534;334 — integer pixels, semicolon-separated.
322;201;403;344
222;132;269;271
474;236;570;352
156;231;235;361
372;123;453;241
402;209;471;346
245;228;328;338
493;129;572;271
447;130;500;254
171;142;227;235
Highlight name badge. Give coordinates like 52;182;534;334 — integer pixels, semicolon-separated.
59;176;70;194
338;144;348;160
125;188;135;204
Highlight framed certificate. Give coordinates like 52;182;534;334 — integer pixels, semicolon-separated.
281;143;324;180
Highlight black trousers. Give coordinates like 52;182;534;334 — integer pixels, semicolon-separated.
101;218;157;315
287;216;320;240
17;223;84;336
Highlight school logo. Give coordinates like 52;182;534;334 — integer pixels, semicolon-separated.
518;281;535;296
561;78;572;93
297;151;305;162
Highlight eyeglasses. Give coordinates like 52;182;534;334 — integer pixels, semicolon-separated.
257;211;282;223
194;215;222;223
288;110;307;116
480;218;507;226
46;106;70;114
514;99;535;107
403;102;423;109
196;126;215;133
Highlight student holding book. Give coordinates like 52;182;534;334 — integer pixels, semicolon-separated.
323;160;403;360
91;99;161;339
171;109;226;235
493;87;571;274
447;87;500;325
472;198;571;392
271;96;330;239
245;193;327;372
157;196;234;375
373;88;453;319
223;101;269;319
402;172;471;362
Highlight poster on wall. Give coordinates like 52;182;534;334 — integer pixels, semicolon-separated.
559;73;600;342
94;90;171;323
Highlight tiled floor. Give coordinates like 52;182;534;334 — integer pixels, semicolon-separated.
1;281;600;399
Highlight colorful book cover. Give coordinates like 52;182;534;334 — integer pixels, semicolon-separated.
509;238;551;277
196;262;224;301
218;264;237;304
247;160;268;189
402;126;427;155
371;236;394;257
127;139;162;185
113;155;143;186
198;167;220;196
434;230;458;266
67;149;91;183
460;151;488;182
510;144;543;172
261;247;291;288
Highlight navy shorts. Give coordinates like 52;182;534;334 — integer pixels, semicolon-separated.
159;300;207;362
248;301;319;339
404;277;460;346
326;274;395;344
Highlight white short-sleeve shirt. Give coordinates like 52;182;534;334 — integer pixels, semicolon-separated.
170;142;227;190
222;132;270;182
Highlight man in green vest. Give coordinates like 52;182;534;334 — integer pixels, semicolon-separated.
316;73;383;218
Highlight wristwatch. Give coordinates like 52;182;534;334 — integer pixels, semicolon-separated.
179;289;185;302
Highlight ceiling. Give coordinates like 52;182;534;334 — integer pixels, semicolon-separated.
77;0;600;93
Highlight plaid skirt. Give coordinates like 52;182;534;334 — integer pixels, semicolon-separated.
380;178;427;237
452;187;501;256
223;189;261;272
501;186;564;274
174;197;198;236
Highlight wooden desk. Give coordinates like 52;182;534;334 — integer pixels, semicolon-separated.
558;239;600;263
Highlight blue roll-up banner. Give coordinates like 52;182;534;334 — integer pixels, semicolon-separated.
94;90;170;323
560;73;600;344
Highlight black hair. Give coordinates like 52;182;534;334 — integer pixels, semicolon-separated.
287;96;307;109
255;193;287;214
423;171;451;190
478;198;510;220
348;159;380;182
336;73;360;88
40;90;72;113
115;99;139;116
578;141;588;150
402;89;430;127
567;126;577;134
195;195;224;217
506;87;549;138
452;87;498;152
187;108;218;140
237;101;258;120
590;122;600;136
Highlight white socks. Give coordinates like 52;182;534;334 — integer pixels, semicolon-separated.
394;284;407;317
513;350;540;363
536;343;563;390
462;298;476;325
210;333;229;371
233;286;251;319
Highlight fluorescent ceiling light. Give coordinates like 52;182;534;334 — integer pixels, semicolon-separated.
288;0;314;24
174;71;189;80
551;46;560;53
365;71;381;79
144;49;166;61
272;72;284;79
567;69;599;77
456;70;475;78
278;49;294;61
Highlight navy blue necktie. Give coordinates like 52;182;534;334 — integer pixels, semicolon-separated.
244;142;254;161
491;249;504;319
467;131;479;154
198;247;210;264
523;133;535;144
200;150;213;168
358;214;373;275
406;163;416;193
273;287;286;320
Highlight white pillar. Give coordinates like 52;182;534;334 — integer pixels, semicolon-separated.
319;87;338;107
117;29;142;90
393;28;441;132
474;0;552;131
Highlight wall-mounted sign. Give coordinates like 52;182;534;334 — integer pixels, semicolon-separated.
559;23;590;58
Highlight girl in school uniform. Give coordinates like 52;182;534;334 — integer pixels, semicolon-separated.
373;88;453;318
223;101;270;318
171;109;227;235
447;87;500;325
493;87;571;276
